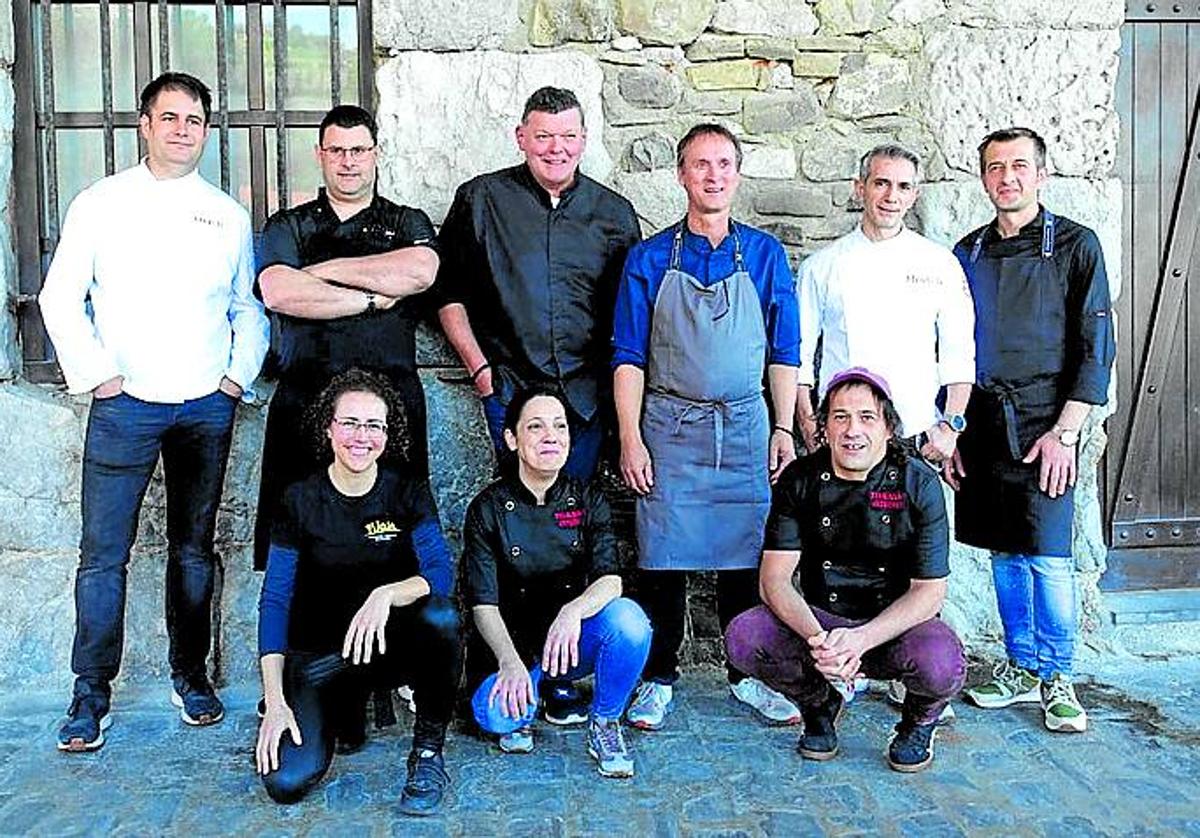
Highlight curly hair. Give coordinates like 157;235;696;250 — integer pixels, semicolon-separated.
305;368;410;464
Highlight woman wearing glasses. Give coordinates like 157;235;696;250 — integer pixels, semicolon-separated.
254;368;459;815
463;386;651;778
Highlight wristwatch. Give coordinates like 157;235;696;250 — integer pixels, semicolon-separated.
940;413;967;434
365;291;377;312
1055;425;1080;447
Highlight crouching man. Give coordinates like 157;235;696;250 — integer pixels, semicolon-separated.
724;368;965;772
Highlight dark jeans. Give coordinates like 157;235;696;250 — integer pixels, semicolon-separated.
72;390;237;685
263;595;462;805
725;605;966;726
481;393;604;481
636;568;760;685
254;372;428;570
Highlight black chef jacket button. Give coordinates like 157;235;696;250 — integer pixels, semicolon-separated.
820;472;831;481
829;592;838;602
504;500;515;512
887;470;897;480
821;516;831;527
572;539;580;548
881;514;891;524
567;497;576;506
822;560;832;570
878;567;886;573
510;545;521;557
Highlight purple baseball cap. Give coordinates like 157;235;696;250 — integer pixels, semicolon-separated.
824;366;893;399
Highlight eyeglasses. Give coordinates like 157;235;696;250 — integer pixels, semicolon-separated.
320;145;376;160
332;417;388;436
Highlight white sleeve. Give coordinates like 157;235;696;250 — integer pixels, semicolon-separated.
935;253;976;386
796;253;822;388
37;192;121;394
223;211;270;391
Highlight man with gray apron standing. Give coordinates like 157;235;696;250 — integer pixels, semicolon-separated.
949;128;1115;733
612;124;802;729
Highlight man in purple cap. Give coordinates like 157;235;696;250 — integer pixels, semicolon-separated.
723;368;965;772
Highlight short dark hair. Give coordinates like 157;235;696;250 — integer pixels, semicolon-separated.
307;368;409;463
676;123;743;171
521;87;585;127
502;385;568;436
816;378;904;440
319;104;378;146
977;126;1047;173
139;72;212;125
858;143;921;183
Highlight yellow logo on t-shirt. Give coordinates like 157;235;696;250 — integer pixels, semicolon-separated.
364;519;401;542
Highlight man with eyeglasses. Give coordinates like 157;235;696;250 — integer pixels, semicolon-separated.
253;104;441;577
39;72;269;752
435;86;640;729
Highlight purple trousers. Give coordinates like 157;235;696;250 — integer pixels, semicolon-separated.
725;605;966;725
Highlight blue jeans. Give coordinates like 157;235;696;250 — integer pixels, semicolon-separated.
482;393;604;480
991;552;1077;680
472;597;651;727
72;390;237;685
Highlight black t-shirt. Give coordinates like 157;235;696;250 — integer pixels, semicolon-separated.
256;189;439;381
462;474;619;657
764;446;949;620
271;467;448;653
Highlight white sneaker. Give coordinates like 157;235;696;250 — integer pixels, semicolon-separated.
498;725;534;753
626;682;672;730
887;680;956;725
730;678;802;725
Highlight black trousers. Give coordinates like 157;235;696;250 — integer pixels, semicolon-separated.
635;569;760;684
262;595;460;805
253;371;428;570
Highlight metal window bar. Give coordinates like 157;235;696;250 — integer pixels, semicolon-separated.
12;0;373;382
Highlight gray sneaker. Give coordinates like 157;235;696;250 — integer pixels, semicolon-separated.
964;660;1041;709
626;682;672;731
498;725;534;754
587;716;634;778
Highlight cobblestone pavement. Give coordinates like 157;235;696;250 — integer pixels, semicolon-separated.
1;659;1197;837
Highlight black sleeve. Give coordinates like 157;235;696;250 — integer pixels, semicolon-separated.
763;461;805;551
462;494;500;607
270;481;307;552
1064;227;1116;405
584;484;619;580
254;212;303;299
430;182;477;310
397;206;441;254
907;467;950;580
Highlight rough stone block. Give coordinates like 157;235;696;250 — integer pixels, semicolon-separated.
686;58;770;91
866;26;923;54
678;89;745;115
0;0;13;66
375;0;520;50
612;168;689;232
615;0;717;46
945;0;1123;30
611;34;643;51
752;182;831;216
621;131;677;171
746;36;796;61
711;0;819;37
793;51;844;77
0;383;83;519
376;51;610;224
742;87;821;134
740;144;797;179
794;34;862;52
919;27;1120;178
618;64;684;108
529;0;614;47
799;123;881;181
827;52;911;118
814;0;890;35
684;33;746;61
888;0;947;25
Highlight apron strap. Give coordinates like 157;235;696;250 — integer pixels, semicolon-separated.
969;208;1056;265
669;223;685;272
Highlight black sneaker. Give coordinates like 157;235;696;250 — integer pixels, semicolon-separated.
542;681;588;726
57;680;112;753
887;718;938;773
398;748;450;817
170;672;225;726
796;684;844;761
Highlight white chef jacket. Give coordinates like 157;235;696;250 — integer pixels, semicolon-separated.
39;161;268;402
797;225;976;436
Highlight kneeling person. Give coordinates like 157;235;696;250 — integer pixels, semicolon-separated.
725;368;965;772
255;370;460;814
464;388;651;778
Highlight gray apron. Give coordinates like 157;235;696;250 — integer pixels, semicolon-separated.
637;223;770;571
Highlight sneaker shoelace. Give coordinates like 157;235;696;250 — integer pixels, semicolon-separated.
593;721;626;756
1044;678;1076;708
635;683;664;711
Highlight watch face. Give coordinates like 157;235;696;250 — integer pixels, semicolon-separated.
1059;429;1079;446
945;414;967;433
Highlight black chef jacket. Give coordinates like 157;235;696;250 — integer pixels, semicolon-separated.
435;165;641;420
462;474;620;661
764;446;950;621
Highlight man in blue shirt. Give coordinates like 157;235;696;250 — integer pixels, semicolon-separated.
613;123;802;730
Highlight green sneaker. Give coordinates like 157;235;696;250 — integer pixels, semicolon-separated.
1042;673;1088;733
964;660;1041;709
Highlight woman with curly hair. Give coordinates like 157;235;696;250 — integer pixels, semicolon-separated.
254;368;459;814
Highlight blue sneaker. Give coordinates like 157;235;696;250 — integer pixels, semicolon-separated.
398;748;450;816
170;672;225;726
57;681;112;753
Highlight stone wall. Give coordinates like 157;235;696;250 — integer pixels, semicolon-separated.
0;0;1127;691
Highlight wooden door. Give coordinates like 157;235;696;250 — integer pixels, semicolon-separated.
1105;8;1200;591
